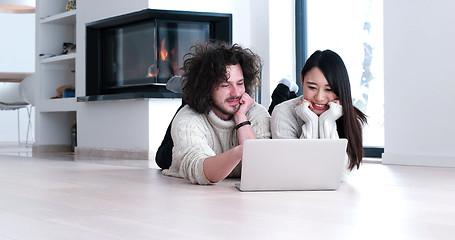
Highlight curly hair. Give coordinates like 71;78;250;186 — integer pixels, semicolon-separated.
181;40;262;114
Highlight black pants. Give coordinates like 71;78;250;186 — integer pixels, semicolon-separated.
155;101;186;169
268;83;298;115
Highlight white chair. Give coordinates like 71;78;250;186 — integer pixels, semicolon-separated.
0;73;35;144
19;74;35;144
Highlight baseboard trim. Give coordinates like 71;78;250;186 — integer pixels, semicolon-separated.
75;147;151;160
33;144;71;153
382;152;455;168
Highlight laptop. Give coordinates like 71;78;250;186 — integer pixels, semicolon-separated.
236;138;348;191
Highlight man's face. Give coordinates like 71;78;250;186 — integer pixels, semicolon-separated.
210;64;245;120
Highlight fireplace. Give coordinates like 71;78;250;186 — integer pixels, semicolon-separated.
82;9;232;101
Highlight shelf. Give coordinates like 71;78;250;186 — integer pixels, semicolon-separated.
35;1;78;147
40;10;76;25
38;98;77;112
40;53;76;64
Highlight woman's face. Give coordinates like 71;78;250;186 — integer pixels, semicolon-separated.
301;67;339;115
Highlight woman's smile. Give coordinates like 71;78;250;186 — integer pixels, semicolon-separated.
313;103;326;110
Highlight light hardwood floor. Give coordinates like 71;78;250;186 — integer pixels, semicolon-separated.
0;143;454;240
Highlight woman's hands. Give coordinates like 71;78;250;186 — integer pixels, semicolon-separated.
295;100;319;139
295;98;343;139
319;102;343;139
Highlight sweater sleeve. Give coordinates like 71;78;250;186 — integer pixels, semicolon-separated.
247;103;272;140
271;98;304;139
162;107;213;185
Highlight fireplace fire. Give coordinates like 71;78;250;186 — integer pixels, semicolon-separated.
146;37;179;83
83;9;232;101
146;38;175;81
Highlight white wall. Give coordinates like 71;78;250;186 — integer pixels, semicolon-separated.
382;0;455;167
76;0;150;152
0;13;35;143
0;13;35;72
268;0;296;107
147;0;251;46
249;0;295;107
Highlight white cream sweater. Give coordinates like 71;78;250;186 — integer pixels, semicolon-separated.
162;102;271;184
271;96;342;139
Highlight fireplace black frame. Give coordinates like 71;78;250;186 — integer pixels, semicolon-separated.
82;9;232;101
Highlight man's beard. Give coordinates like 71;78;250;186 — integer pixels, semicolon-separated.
211;97;241;116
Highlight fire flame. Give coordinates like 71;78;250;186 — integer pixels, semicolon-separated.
146;38;176;79
147;64;157;78
160;38;168;61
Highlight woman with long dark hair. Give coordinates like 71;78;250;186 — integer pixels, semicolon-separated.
271;50;367;171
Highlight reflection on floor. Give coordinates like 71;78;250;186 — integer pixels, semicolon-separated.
0;141;382;169
0;142;155;169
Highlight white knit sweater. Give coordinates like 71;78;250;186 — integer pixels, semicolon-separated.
271;96;342;140
162;102;271;184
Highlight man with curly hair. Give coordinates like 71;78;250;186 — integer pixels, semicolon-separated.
161;40;271;185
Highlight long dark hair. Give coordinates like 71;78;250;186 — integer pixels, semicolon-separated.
301;50;367;170
181;40;262;114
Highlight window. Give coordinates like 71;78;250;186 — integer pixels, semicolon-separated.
296;0;384;156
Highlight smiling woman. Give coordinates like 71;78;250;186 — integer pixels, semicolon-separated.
271;50;367;171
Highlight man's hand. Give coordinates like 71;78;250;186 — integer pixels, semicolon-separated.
234;92;254;124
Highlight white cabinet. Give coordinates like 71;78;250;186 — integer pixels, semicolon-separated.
35;0;77;148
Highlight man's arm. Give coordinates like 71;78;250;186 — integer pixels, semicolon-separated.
203;97;271;183
202;93;256;183
203;145;243;183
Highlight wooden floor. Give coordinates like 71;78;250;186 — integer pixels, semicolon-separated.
1;143;455;240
